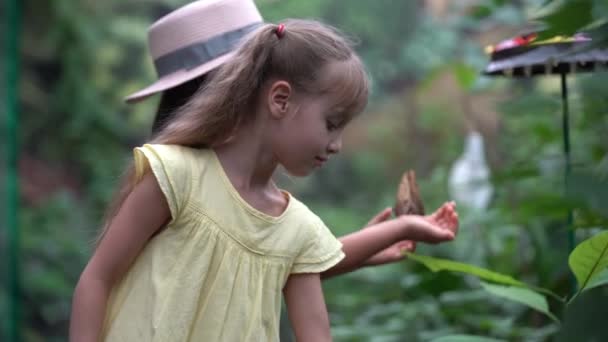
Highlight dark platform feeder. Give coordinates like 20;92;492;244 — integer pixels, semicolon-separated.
482;33;608;294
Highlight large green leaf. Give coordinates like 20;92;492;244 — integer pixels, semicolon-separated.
568;230;608;292
480;282;559;322
585;268;608;291
406;252;526;286
431;335;506;342
405;253;562;300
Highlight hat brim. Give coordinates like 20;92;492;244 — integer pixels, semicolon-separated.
124;52;235;103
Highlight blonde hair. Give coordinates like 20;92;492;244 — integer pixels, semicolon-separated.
97;19;369;244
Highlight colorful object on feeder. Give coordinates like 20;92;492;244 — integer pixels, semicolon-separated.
483;32;608;77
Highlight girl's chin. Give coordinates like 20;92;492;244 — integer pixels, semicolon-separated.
282;165;314;178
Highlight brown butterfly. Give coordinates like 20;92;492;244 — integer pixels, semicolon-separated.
393;170;425;216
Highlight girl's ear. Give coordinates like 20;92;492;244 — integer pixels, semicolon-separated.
268;80;292;119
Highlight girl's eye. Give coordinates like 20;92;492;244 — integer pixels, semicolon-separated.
326;120;338;132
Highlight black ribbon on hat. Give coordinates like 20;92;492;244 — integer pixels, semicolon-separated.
154;22;263;77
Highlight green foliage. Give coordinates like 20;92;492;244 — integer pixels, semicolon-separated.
568;170;608;219
535;0;608;46
259;0;424;95
431;335;506;342
586;268;608;290
480;282;559;322
405;250;564;306
453;63;479;90
568;230;608;294
535;0;594;37
4;0;608;341
405;252;528;288
554;285;608;341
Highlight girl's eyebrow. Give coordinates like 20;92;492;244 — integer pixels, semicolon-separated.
327;106;347;118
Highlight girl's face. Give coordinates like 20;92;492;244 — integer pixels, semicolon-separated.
266;60;367;176
270;91;350;177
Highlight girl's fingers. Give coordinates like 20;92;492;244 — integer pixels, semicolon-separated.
396;240;414;249
406;241;417;252
437;203;448;215
425;202;460;236
431;203;449;219
366;207;392;226
421;225;454;243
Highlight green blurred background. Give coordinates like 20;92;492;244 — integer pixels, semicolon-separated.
2;0;608;341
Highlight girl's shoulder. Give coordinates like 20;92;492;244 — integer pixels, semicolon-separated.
141;143;209;158
283;196;328;234
133;144;214;218
136;144;213;171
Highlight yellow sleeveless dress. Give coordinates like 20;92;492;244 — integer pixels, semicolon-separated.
101;144;344;341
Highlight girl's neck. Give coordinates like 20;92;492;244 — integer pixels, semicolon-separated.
212;120;278;193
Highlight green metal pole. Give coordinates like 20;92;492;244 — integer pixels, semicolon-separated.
5;0;22;340
560;72;576;294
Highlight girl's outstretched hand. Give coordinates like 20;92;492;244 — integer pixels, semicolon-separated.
400;201;459;243
399;201;458;244
358;202;459;267
400;215;455;243
425;201;459;235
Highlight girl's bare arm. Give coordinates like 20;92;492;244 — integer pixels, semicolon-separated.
283;273;332;342
321;205;457;279
69;173;170;342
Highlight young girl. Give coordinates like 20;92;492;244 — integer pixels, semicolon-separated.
70;19;458;341
128;0;455;280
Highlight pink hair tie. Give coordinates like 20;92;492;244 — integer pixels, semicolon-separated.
275;24;286;39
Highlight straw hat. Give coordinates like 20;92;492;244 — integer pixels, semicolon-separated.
125;0;263;103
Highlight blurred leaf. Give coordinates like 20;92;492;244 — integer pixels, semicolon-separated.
535;0;594;39
585;21;608;49
431;335;506;342
453;63;477;90
568;230;608;293
557;285;608;341
516;191;575;221
568;170;608;219
539;0;557;8
471;5;493;20
480;282;559;322
405;252;525;286
491;165;540;183
405;253;562;300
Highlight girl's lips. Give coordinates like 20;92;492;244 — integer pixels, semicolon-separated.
314;156;328;166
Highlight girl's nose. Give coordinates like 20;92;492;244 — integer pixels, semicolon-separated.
327;137;342;154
